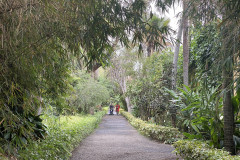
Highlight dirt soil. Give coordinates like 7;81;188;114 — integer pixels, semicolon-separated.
71;114;181;160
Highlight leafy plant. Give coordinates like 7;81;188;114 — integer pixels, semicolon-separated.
168;84;223;148
121;110;183;144
174;140;240;160
18;110;106;160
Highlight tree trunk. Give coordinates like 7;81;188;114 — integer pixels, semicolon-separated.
170;105;177;128
221;7;235;154
172;19;183;90
147;42;153;57
170;18;183;128
182;0;189;88
122;76;132;112
125;96;131;113
90;61;101;80
223;67;235;154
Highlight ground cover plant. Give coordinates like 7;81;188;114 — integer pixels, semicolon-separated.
17;110;106;160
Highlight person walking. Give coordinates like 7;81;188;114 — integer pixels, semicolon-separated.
115;103;120;115
109;104;114;115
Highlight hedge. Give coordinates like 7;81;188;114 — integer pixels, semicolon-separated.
121;111;240;159
173;140;240;160
16;110;106;160
121;110;183;144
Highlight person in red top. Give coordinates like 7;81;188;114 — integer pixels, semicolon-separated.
115;103;120;115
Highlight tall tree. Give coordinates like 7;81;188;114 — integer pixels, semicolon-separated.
155;0;239;153
108;48;139;113
182;0;189;88
181;0;240;154
172;19;183;90
222;53;234;154
221;8;239;154
170;18;183;128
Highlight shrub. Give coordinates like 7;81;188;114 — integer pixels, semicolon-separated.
121;111;183;144
17;110;106;160
167;85;224;148
173;140;240;160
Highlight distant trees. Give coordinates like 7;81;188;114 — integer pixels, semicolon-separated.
127;50;173;124
172;19;183;91
66;71;110;114
108;48;139;113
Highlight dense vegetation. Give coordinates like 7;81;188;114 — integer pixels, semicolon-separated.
18;110;106;160
107;0;240;158
1;0;166;157
1;0;240;159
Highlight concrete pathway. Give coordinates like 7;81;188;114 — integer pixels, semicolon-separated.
71;114;180;160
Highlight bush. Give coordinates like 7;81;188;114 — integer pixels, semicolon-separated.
121;111;183;144
173;140;240;160
17;110;106;160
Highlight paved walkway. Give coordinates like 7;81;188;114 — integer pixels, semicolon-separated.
71;114;180;160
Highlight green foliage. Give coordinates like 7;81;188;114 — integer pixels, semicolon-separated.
17;110;106;160
232;90;240;141
1;1;71;155
127;50;173;124
168;84;223;148
0;113;47;155
173;140;240;160
121;110;183;144
189;22;221;87
186;0;240;154
144;15;172;53
1;0;172;155
66;71;110;114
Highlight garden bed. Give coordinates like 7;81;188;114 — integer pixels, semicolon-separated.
17;110;106;160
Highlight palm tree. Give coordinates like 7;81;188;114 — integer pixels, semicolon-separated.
144;15;172;57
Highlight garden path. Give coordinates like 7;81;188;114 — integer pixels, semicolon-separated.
71;114;180;160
